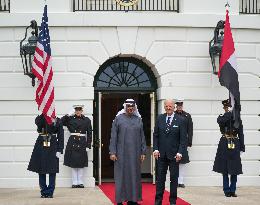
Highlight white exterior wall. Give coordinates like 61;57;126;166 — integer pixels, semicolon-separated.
0;0;259;188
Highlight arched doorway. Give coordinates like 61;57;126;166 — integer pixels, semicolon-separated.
93;56;157;184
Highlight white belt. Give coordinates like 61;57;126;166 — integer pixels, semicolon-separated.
71;133;86;137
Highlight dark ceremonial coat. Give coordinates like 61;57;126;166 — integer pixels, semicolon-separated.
109;114;146;203
61;114;92;168
175;111;193;164
213;111;245;175
28;115;64;174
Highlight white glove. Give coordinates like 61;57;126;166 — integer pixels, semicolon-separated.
86;148;89;152
176;153;182;157
56;152;61;158
68;109;75;116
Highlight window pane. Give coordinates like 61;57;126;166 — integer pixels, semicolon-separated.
99;72;110;82
97;81;109;87
138;72;149;81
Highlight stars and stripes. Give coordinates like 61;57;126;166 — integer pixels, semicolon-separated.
218;9;241;128
32;5;56;124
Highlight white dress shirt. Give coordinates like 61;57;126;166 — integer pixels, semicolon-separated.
166;113;174;124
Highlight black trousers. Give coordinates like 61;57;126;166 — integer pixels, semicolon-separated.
39;173;56;197
155;156;179;205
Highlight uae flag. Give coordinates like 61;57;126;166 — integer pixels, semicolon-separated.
218;9;241;128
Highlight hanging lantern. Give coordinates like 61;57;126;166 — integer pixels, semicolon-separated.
209;20;225;75
20;20;38;86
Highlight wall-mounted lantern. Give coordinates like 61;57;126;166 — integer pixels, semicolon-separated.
209;20;225;75
20;20;38;86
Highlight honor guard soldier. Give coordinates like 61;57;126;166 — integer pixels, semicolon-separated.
61;105;92;188
213;99;245;197
175;99;193;188
28;114;64;198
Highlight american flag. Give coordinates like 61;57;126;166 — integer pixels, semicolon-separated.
32;5;56;124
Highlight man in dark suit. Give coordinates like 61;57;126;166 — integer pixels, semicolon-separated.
153;99;187;205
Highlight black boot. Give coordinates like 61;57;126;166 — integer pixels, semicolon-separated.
178;184;185;188
230;192;237;197
224;192;231;197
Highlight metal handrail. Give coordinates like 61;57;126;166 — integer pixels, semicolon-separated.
73;0;179;12
240;0;260;14
0;0;10;12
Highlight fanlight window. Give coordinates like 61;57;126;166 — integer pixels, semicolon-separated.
95;57;157;91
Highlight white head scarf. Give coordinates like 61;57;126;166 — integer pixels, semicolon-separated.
116;99;141;118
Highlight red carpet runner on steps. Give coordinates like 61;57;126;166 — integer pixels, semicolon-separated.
99;183;190;205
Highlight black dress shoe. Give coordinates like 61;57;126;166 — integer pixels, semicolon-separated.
78;184;85;188
224;192;231;197
230;192;237;197
127;202;139;205
41;194;53;198
72;185;77;188
178;184;185;188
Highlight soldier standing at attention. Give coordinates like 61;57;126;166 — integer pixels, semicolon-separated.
213;99;245;197
175;99;193;188
28;114;64;198
61;105;92;188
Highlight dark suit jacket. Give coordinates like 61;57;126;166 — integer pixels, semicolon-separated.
175;111;193;164
153;113;187;160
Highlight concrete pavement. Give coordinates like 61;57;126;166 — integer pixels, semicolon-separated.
0;186;260;205
0;187;113;205
178;186;260;205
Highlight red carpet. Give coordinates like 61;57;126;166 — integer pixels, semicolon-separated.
99;183;190;205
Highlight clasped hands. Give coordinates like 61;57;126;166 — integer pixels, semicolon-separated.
110;154;145;163
153;151;182;162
